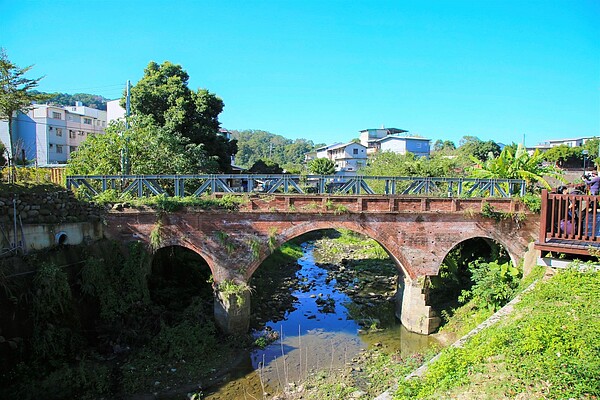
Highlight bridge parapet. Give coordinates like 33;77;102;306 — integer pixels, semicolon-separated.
234;194;525;214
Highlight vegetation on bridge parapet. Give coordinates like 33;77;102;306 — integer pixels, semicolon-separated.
480;201;527;225
87;191;249;212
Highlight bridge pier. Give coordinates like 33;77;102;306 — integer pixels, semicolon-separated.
213;289;251;335
396;275;441;335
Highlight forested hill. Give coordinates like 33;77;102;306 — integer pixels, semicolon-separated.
32;91;111;110
230;129;324;169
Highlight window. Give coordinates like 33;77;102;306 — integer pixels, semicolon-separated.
56;145;63;154
69;130;76;138
52;111;62;119
353;148;358;155
56;128;63;137
83;117;92;124
69;146;77;153
49;143;54;149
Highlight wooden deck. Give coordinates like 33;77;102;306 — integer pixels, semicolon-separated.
535;189;600;256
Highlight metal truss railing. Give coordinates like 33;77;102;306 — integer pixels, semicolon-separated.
66;174;526;198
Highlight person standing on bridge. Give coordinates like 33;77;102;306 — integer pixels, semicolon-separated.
583;170;600;195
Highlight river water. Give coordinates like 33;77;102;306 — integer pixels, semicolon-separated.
202;241;437;399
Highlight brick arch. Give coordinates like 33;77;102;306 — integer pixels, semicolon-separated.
433;232;529;277
151;238;227;282
245;220;413;280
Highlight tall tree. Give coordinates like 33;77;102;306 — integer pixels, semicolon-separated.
67;115;218;176
126;61;236;172
0;49;49;172
459;136;501;160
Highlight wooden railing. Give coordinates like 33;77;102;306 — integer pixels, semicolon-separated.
538;189;600;255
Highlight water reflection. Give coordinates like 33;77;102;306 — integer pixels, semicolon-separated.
203;241;436;399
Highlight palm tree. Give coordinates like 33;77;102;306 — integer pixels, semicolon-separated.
469;144;564;193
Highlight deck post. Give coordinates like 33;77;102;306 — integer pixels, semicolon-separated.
539;189;549;245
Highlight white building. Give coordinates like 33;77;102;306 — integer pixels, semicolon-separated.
375;135;431;158
107;99;126;122
528;136;598;154
305;142;367;176
327;142;368;175
359;127;408;154
0;103;107;165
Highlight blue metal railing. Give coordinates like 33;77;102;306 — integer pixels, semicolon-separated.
66;174;526;199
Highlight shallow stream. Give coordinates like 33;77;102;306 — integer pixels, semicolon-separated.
202;242;438;399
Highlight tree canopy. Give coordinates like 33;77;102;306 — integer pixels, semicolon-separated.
360;151;468;177
126;61;236;172
308;158;336;175
432;139;456;153
231;129;316;169
34;92;110;110
458;136;501;161
248;159;284;174
67;116;218;176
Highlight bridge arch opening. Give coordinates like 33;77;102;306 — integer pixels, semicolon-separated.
249;227;412;340
148;245;215;324
427;237;512;327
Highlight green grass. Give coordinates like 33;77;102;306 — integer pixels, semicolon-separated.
88;191;248;211
393;267;600;399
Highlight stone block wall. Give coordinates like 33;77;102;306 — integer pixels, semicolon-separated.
0;190;106;225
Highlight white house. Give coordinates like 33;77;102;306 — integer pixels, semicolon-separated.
327;142;368;175
305;142;367;177
360;127;408;154
376;135;431;158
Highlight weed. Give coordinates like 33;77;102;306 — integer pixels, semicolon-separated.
334;204;350;215
215;231;235;254
302;202;321;211
248;236;261;260
268;227;278;252
217;280;252;307
149;219;163;251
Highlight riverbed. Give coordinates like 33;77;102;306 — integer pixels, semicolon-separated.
202;241;438;399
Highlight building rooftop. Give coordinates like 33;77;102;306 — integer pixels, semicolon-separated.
375;134;430;143
359;127;408;134
328;141;366;151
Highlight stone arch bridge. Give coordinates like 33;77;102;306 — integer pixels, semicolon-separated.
104;194;538;335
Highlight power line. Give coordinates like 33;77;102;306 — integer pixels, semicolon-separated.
39;83;125;92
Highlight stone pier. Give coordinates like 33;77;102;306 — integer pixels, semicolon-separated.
213;289;251;335
396;275;441;335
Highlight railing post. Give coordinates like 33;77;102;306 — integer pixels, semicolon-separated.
539;189;549;245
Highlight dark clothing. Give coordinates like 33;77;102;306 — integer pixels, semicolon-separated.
585;175;600;195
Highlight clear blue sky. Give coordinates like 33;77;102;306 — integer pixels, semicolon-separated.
3;0;599;147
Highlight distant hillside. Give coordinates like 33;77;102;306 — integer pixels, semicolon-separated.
230;129;324;169
32;91;111;111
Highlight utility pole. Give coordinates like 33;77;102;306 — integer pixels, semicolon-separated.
121;80;131;175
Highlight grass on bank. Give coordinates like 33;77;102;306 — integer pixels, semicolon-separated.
393;266;600;399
